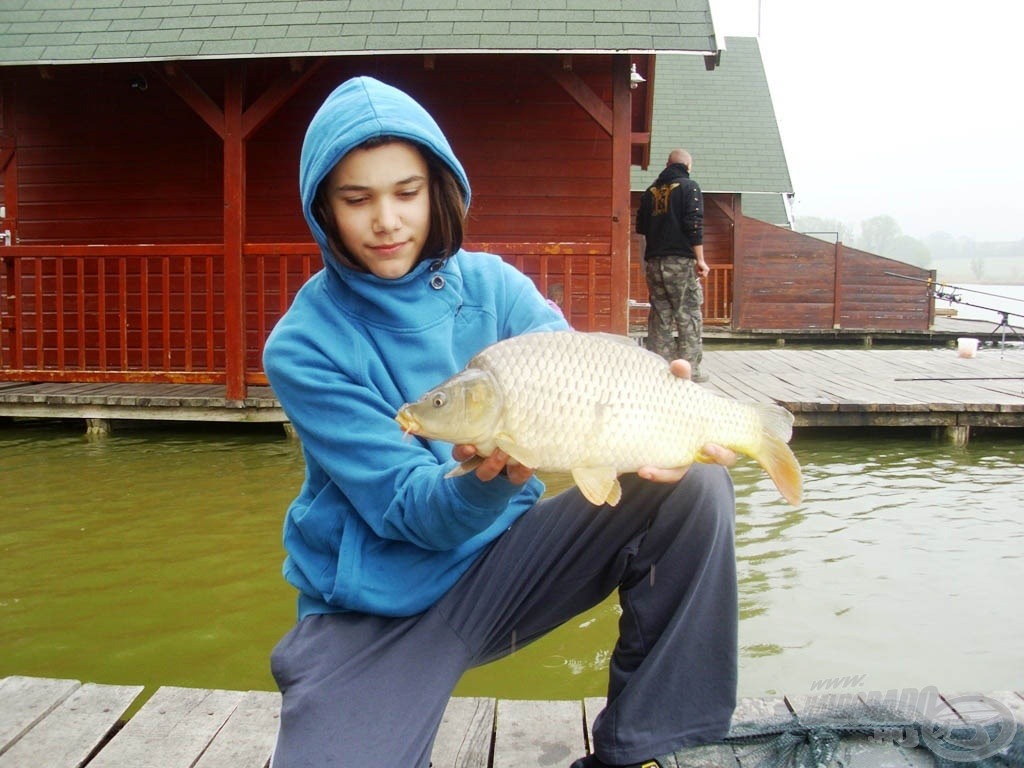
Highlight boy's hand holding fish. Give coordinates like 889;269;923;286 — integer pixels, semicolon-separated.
450;356;736;486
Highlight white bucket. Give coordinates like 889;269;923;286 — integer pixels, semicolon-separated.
957;337;979;358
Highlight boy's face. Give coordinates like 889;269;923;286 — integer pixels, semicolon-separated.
323;142;431;279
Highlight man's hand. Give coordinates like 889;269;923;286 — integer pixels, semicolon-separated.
637;358;736;483
452;444;535;485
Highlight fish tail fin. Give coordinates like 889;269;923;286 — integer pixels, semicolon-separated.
751;402;803;506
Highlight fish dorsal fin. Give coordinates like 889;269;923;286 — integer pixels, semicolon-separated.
571;467;622;507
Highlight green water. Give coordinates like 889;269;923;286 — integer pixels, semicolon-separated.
1;420;1022;703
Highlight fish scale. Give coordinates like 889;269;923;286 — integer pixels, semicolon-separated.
475;333;740;469
396;331;802;506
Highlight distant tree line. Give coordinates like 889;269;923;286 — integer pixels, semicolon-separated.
794;214;1023;284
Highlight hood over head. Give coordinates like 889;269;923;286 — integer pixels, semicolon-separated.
299;76;471;265
654;162;690;186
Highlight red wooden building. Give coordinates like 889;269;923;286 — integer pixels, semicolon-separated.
0;3;932;402
628;38;935;335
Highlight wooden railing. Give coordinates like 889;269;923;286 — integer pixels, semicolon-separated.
1;245;227;383
0;244;320;386
628;263;734;333
0;242;624;392
473;241;616;331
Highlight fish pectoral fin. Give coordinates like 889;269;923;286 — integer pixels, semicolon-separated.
444;455;485;479
494;437;543;471
571;467;622;507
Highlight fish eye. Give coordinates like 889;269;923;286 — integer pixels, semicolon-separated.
430;392;447;408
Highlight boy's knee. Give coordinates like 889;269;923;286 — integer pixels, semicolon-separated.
667;464;735;539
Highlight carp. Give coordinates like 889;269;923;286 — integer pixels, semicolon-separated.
396;331;802;506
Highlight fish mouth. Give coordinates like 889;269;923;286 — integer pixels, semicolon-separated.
395;408;420;436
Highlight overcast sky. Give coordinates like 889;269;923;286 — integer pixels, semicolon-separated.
709;0;1024;243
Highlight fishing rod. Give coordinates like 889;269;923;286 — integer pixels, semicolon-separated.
885;272;1024;316
885;272;1024;350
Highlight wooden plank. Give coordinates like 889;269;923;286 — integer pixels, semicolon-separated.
431;697;494;768
583;696;603;754
583;697;739;767
87;686;245;768
492;699;585;768
0;682;143;768
192;690;280;768
0;677;80;757
933;691;1023;762
1;349;1020;430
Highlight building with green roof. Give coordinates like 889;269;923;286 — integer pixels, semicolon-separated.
0;0;719;64
0;1;732;396
632;36;793;227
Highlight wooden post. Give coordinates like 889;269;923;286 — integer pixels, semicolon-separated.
832;240;843;329
86;418;111;436
610;54;632;335
730;193;742;329
946;424;970;446
223;65;246;401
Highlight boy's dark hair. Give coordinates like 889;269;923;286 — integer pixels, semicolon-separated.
313;137;466;268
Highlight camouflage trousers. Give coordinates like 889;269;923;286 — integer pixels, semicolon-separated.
644;257;704;370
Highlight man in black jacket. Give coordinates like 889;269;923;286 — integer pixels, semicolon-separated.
636;149;710;382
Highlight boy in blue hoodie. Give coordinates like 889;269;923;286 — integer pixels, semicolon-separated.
263;76;738;768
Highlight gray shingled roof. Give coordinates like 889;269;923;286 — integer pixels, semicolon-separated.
631;36;793;223
0;0;718;66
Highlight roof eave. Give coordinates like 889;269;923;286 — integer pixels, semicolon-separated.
2;47;719;68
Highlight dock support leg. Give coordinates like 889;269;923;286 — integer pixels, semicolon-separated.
945;424;970;446
283;422;298;440
86;418;111;436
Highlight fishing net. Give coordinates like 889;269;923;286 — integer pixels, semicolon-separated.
703;688;1023;768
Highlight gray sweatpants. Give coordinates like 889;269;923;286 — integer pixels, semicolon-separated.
270;464;737;767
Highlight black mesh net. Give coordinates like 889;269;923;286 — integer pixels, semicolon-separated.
713;689;1023;768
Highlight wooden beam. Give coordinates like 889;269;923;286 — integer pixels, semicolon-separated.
833;241;843;329
1;86;18;233
708;195;736;222
223;64;247;401
153;63;226;138
610;54;632;334
241;57;326;138
634;54;655;170
545;66;613;136
732;208;745;330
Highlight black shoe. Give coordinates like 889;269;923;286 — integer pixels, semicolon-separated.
570;746;728;767
569;756;660;768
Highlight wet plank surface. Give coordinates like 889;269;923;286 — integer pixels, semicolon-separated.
2;677;1021;768
2;349;1022;430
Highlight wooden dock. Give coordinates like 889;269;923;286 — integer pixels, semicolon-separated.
2;677;1021;767
0;383;283;427
704;347;1024;443
1;348;1022;443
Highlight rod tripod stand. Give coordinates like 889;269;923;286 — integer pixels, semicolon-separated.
990;310;1024;357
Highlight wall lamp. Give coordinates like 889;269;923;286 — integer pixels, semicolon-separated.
630;63;646;89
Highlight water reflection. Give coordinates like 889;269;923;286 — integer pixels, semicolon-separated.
1;422;1022;700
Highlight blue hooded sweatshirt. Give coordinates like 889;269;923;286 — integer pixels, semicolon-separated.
263;77;568;618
